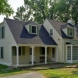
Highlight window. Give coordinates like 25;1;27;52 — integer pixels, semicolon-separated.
12;46;25;56
29;25;39;34
0;47;4;59
12;46;16;56
67;46;71;60
0;26;5;39
52;48;55;58
72;46;78;60
29;48;32;55
50;29;53;35
67;28;74;37
32;26;36;33
19;47;25;56
22;47;25;55
40;47;49;55
19;47;21;56
40;47;45;55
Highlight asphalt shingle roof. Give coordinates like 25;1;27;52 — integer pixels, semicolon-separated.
47;19;75;39
5;18;57;45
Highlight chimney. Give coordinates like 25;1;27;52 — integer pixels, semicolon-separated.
67;18;75;25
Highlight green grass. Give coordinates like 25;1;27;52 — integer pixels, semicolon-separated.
39;68;78;78
0;64;30;77
0;64;78;78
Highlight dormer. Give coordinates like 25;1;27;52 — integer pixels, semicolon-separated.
62;19;75;37
62;24;74;37
25;22;39;35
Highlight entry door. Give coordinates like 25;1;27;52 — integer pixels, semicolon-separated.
52;48;56;62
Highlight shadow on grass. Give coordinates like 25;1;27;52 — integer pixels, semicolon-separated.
72;70;78;76
0;64;29;77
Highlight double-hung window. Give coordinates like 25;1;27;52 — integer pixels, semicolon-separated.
32;26;36;33
0;47;4;59
50;29;53;35
67;28;74;37
0;26;5;39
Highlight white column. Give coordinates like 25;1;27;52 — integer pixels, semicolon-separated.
16;46;19;66
31;46;34;65
71;45;73;63
45;46;47;64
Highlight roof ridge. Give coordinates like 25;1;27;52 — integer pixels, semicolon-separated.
47;19;66;24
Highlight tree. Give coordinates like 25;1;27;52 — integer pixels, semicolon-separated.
0;0;13;17
54;0;78;24
24;0;56;23
14;5;32;21
14;0;58;23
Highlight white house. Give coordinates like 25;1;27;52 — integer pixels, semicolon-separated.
0;18;78;67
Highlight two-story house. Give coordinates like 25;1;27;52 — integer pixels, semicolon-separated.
0;18;78;67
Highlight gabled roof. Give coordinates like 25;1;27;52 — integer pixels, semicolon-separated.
5;18;57;45
47;19;75;39
61;23;74;29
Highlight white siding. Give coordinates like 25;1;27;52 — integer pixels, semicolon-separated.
0;20;17;66
62;28;67;36
43;19;64;62
25;25;29;33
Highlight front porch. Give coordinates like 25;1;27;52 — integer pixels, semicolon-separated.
11;45;58;67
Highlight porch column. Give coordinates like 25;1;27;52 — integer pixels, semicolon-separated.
71;45;73;63
31;46;34;65
16;46;19;66
45;46;47;64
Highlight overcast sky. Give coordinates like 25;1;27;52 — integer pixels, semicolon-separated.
0;0;24;23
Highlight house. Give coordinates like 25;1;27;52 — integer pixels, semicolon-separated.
0;18;78;67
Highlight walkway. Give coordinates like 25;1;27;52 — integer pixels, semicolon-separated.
3;72;43;78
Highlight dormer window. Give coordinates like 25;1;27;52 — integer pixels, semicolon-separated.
67;28;74;37
50;29;53;35
28;25;39;34
32;26;36;34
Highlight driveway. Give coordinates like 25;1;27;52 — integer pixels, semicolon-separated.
3;72;43;78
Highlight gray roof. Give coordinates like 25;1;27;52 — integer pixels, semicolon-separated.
47;19;76;39
5;18;57;45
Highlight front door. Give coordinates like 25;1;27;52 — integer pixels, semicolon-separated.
51;48;56;62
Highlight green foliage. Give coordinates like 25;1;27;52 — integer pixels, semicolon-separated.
24;0;56;23
0;0;13;17
14;0;78;24
1;64;78;78
14;5;32;21
54;0;78;24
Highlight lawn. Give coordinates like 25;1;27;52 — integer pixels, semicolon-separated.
39;68;78;78
0;64;78;78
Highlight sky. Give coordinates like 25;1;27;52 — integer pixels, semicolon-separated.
0;0;24;23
